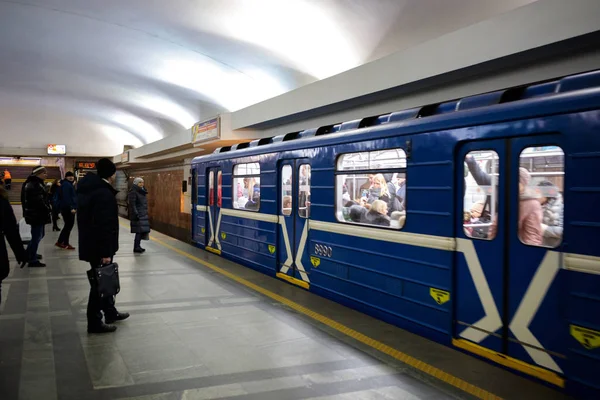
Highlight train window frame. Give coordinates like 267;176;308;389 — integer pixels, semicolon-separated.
281;165;292;216
517;145;564;248
232;162;261;212
334;148;407;230
208;170;215;207
463;150;499;241
217;170;222;208
298;164;311;219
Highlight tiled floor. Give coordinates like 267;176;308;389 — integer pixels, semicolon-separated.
0;212;568;400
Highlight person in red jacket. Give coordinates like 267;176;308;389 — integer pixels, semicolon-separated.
3;169;12;190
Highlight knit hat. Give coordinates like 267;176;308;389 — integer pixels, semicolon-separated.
32;166;46;176
97;158;116;179
65;171;74;178
133;177;144;185
519;167;531;187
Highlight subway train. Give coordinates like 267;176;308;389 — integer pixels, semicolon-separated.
191;69;600;398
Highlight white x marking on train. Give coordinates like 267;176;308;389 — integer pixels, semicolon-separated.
457;239;562;373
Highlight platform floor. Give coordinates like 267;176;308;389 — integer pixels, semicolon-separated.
0;215;569;400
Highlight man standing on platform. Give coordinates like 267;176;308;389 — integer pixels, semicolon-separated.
77;158;129;333
55;171;77;250
21;166;51;267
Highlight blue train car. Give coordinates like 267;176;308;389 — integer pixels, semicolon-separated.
191;69;600;398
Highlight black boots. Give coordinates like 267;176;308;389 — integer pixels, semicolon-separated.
88;312;129;333
105;312;130;324
133;248;145;253
28;261;46;267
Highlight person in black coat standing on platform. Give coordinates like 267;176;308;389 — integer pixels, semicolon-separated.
77;158;129;333
128;177;150;253
0;187;27;308
21;166;51;267
56;171;77;250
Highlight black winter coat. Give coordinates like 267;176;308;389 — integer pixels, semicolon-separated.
1;188;26;281
58;179;77;211
76;173;119;262
128;185;150;234
21;175;51;226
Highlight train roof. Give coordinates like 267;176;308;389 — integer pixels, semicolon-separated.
192;69;600;164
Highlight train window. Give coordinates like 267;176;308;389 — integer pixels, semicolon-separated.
463;150;499;240
335;149;406;229
518;146;564;248
208;170;214;206
299;164;311;218
217;170;222;208
281;165;292;216
233;163;260;211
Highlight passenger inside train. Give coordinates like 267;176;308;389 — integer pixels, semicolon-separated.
337;149;407;229
462;146;564;247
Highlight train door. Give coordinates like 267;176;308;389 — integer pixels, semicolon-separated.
276;159;312;289
454;136;566;385
205;167;222;254
191;167;198;242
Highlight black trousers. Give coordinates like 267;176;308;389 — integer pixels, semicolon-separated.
4;179;11;190
86;260;118;327
58;209;75;245
51;206;60;228
134;232;142;249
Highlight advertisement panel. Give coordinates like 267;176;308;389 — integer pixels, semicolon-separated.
47;144;66;155
191;117;220;146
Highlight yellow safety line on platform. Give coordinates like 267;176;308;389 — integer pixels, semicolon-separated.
452;339;565;388
129;227;501;400
276;272;310;290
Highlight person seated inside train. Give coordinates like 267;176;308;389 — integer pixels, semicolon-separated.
391;173;406;210
361;199;391;227
537;180;563;247
342;183;351;204
282;195;292;214
518;168;543;246
358;174;374;194
361;174;403;215
390;210;406;229
344;204;366;222
465;201;491;239
299;165;311;218
244;178;260;211
463;211;473;236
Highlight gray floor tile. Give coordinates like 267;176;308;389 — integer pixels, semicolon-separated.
82;344;135;388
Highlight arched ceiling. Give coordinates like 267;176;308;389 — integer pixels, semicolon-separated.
0;0;538;156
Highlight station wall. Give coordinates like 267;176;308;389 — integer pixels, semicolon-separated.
123;165;191;243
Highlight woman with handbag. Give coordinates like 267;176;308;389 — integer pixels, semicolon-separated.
128;177;150;253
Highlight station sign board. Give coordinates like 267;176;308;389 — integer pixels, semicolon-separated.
121;151;130;163
75;161;96;169
191;117;220;146
48;144;66;155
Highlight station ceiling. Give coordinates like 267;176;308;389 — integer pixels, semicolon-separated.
0;0;537;156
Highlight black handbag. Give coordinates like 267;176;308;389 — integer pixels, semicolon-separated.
88;262;121;298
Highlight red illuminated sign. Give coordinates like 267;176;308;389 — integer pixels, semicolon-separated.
76;161;96;169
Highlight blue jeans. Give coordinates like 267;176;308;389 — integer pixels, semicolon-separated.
27;224;45;263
